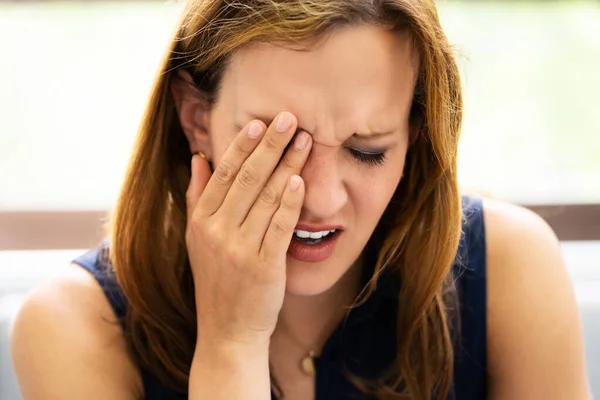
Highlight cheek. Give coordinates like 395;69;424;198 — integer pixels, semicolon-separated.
211;139;232;166
354;151;406;219
208;110;237;164
351;169;402;222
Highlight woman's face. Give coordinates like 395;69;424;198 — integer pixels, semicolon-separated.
205;25;416;296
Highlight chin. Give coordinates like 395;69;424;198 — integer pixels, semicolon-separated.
284;257;340;296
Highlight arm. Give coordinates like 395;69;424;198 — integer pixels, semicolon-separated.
189;340;271;399
10;265;142;400
484;199;591;399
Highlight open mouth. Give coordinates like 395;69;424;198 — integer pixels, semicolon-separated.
292;229;339;245
288;227;342;262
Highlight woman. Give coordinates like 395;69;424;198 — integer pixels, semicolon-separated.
10;0;590;399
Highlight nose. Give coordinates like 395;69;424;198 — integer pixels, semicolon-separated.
299;146;348;221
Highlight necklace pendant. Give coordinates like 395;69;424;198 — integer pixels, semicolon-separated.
301;350;316;376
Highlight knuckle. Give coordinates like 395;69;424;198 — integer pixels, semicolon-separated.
205;222;225;250
262;134;280;150
187;216;206;245
189;213;202;229
281;190;301;211
236;164;260;188
280;154;296;170
225;245;244;267
271;215;290;236
187;213;204;233
258;186;281;206
234;137;253;155
214;160;236;184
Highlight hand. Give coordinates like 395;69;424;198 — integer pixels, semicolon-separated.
185;111;312;348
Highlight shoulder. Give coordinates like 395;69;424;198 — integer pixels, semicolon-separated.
482;196;560;257
10;264;142;399
481;197;562;279
481;198;591;398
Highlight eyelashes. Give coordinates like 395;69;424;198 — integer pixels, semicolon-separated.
347;148;387;167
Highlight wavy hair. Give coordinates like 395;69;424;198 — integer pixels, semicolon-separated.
109;0;463;398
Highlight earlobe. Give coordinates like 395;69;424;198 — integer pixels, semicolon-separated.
170;70;213;158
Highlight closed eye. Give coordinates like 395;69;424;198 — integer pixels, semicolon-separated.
347;148;387;167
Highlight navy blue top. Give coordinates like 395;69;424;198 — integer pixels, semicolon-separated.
73;197;487;399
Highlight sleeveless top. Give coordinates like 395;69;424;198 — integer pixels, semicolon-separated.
73;196;487;399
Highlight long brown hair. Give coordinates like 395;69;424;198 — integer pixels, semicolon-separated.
109;0;463;398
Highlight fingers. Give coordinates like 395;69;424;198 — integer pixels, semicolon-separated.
195;120;266;218
241;131;311;247
186;153;213;222
260;175;304;260
218;111;298;225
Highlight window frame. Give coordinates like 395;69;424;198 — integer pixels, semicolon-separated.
1;204;598;251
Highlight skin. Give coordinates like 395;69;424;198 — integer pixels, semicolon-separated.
185;26;412;298
182;26;413;398
9;25;590;400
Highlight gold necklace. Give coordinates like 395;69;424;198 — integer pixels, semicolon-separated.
300;350;317;376
277;306;348;377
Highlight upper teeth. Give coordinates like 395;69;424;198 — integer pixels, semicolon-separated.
294;229;336;239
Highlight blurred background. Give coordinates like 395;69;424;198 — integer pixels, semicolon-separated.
0;0;598;398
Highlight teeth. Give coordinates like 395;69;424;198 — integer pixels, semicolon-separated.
295;230;310;238
294;229;336;239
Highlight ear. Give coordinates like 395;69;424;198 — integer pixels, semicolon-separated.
170;70;213;159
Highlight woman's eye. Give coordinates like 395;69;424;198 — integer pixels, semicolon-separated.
347;148;387;167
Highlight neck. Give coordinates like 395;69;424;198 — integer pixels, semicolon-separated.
273;259;364;353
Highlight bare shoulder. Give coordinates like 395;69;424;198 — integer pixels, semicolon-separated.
10;264;142;400
482;198;591;399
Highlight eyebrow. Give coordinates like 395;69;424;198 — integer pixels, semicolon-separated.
237;114;396;139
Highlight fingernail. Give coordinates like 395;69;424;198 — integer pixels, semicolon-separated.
293;132;309;150
276;112;293;132
289;175;301;191
248;122;264;139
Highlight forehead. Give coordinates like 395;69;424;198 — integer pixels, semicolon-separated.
220;25;418;137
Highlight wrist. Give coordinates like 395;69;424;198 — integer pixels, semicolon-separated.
194;336;270;361
192;338;270;381
195;320;273;352
189;337;271;398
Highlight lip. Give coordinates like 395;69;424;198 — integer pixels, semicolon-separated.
287;230;342;263
293;223;344;232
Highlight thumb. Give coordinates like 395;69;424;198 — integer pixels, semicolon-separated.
186;153;212;222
